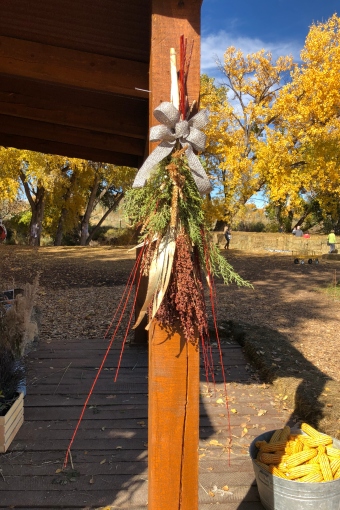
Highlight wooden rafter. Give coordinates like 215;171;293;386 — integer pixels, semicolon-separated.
0;36;149;98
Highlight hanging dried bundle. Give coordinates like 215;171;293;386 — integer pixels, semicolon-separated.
125;148;251;338
155;231;208;344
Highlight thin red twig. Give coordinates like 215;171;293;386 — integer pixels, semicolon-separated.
63;244;146;469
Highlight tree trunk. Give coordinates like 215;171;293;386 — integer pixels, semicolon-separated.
86;192;124;245
20;173;46;247
79;175;100;246
54;170;77;246
28;187;45;246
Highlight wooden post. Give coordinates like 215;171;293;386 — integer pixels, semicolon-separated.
148;2;202;509
148;323;199;509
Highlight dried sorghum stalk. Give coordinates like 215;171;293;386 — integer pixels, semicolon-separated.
155;231;208;344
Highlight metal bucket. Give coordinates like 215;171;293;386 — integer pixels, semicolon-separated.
250;430;340;510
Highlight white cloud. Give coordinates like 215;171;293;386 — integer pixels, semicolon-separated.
201;30;302;76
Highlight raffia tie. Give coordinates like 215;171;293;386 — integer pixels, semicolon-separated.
132;102;212;195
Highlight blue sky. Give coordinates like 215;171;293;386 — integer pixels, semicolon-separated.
201;0;339;77
200;1;339;207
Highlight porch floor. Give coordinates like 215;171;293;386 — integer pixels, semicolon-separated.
0;336;293;509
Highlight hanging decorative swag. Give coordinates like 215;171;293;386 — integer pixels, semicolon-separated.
63;39;250;470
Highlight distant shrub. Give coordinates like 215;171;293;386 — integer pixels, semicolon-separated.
264;222;281;233
236;221;266;232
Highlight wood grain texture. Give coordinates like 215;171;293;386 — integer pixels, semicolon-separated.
148;322;200;510
0;35;149;97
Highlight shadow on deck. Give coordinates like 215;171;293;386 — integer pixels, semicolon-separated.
0;335;293;509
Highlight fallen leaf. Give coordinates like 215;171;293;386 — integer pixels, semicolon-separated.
208;491;215;497
89;476;94;484
231;408;238;414
222;485;229;491
199;453;205;459
216;398;224;404
100;459;106;464
241;427;248;437
55;468;62;474
257;409;267;416
282;395;288;400
209;439;223;446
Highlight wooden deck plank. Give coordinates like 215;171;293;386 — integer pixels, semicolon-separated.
0;337;294;509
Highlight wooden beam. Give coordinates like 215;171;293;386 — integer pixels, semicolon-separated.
0;35;149;98
0;132;140;167
0;114;145;156
147;2;202;509
0;74;148;139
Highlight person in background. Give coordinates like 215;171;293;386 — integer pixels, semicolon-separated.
295;226;303;237
303;231;311;238
223;225;232;250
292;227;297;235
327;229;337;253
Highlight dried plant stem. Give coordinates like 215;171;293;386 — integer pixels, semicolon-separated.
171;184;179;228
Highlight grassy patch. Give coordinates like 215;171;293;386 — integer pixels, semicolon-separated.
321;284;340;301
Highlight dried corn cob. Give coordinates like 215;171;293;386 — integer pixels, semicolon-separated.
299;471;324;483
284;442;294;456
301;423;323;439
272;466;289;479
284;448;317;469
255;441;287;453
255;460;273;473
299;435;332;448
308;446;325;465
279;426;291;442
319;453;333;482
293;440;304;454
259;452;286;465
334;467;340;480
330;458;340;476
326;446;340;458
285;464;320;480
269;429;282;444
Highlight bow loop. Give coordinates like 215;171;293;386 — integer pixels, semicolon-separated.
153;102;180;127
186;127;206;152
189;109;209;130
150;124;175;143
132;102;211;194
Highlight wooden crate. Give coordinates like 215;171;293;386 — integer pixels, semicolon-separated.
0;392;24;453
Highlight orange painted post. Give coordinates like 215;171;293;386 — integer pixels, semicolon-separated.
147;1;202;508
148;322;199;509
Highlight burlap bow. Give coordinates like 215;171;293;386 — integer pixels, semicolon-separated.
132;102;211;194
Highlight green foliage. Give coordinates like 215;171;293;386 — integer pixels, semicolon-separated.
125;157;250;287
235;221;266;232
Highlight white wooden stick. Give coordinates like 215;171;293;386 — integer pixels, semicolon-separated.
170;48;179;109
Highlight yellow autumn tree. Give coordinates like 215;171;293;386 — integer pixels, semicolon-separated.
0;147;136;245
271;14;340;228
200;49;294;223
